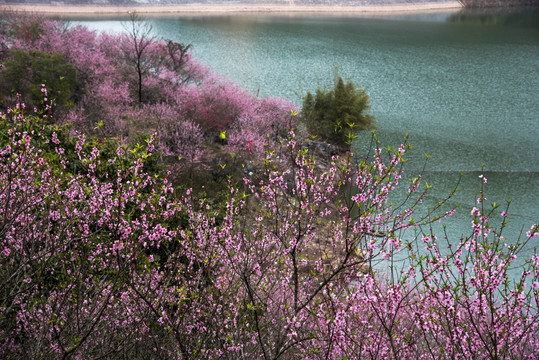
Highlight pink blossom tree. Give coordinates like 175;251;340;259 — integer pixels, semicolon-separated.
0;13;297;164
0;107;170;357
0;103;537;359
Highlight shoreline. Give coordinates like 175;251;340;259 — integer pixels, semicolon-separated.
0;2;463;15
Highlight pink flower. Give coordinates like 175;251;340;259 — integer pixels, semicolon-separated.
113;240;124;252
527;225;538;238
2;247;10;257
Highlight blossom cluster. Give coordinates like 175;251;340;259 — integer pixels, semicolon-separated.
0;106;536;359
0;14;297;164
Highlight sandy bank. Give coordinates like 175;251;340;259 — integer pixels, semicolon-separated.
1;2;462;15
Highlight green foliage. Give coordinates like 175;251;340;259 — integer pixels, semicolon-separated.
1;49;78;112
0;109;161;183
302;77;374;147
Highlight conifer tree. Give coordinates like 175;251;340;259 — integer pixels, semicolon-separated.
302;76;374;147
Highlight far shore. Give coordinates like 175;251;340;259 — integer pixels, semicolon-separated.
0;2;463;15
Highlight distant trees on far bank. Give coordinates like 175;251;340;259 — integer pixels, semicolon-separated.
458;0;539;7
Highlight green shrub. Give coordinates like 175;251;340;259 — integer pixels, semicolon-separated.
302;77;374;147
1;49;78;113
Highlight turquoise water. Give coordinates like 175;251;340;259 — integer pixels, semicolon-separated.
68;8;538;269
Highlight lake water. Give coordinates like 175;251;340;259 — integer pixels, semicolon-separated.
67;7;539;271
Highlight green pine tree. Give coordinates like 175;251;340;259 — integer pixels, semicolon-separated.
302;77;374;148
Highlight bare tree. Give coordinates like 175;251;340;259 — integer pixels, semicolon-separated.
166;40;191;72
123;11;155;105
165;40;193;84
